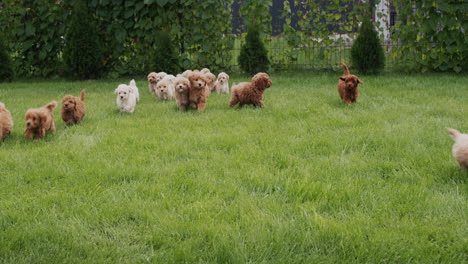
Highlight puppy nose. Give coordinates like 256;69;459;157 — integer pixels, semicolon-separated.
65;104;68;107
27;122;30;126
198;83;202;87
120;96;123;99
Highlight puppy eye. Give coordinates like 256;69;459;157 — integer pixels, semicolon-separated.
69;100;73;103
33;117;36;121
124;92;127;94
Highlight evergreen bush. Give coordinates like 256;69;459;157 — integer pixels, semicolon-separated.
153;31;180;74
0;36;13;82
238;26;270;75
351;16;385;74
63;1;105;79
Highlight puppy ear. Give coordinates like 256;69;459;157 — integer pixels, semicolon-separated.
357;78;363;84
114;88;119;94
339;77;346;81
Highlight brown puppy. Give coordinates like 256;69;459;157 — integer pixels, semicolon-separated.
229;72;272;108
188;71;209;112
338;63;362;105
61;90;86;125
174;76;190;111
0;103;13;141
24;101;57;140
147;72;158;94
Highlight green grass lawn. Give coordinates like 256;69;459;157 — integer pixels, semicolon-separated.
0;73;467;263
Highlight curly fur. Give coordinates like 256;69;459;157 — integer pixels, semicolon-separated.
188;71;209;112
61;90;86;125
174;76;191;111
201;68;211;74
214;72;230;94
448;128;468;169
115;83;137;113
338;63;362;105
205;72;216;94
229;72;272;108
155;75;176;100
147;72;158;94
24;101;57;140
0;102;13;141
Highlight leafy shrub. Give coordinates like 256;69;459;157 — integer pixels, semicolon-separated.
0;36;13;82
238;26;270;75
153;31;180;74
63;1;105;79
351;16;385;74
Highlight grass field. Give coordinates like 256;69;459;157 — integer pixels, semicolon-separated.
0;73;467;263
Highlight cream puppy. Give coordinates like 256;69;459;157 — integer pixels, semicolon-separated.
448;128;468;169
129;79;140;102
115;83;137;113
214;72;230;93
0;102;13;140
155;75;176;100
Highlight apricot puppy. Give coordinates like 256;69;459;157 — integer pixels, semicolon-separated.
0;102;13;141
24;101;57;140
338;63;362;105
61;90;86;125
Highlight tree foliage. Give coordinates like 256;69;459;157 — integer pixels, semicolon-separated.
351;16;385;74
391;0;467;73
63;1;105;80
0;35;13;82
153;31;180;74
239;25;270;75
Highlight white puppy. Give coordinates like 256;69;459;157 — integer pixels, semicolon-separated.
129;79;140;102
214;72;230;94
115;82;137;113
155;75;176;100
448;128;468;169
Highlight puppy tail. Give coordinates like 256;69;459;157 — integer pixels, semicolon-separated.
0;102;5;110
45;101;57;111
341;62;350;76
130;79;136;88
447;128;460;140
80;89;86;101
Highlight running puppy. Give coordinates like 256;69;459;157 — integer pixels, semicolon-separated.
24;101;57;140
0;103;13;141
338;63;362;105
229;72;272;108
447;128;468;169
61;90;86;125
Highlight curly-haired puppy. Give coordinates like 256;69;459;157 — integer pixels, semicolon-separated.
156;78;175;101
61;90;86;125
0;103;13;141
448;128;468;169
214;72;230;94
229;72;272;108
24;101;57;140
147;72;158;94
181;70;193;79
115;82;137;113
188;71;209;112
205;72;216;94
174;76;191;111
338;63;362;105
201;68;211;74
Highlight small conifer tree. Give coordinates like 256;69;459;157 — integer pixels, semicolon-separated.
238;25;270;75
153;31;180;74
63;1;105;79
0;36;13;82
351;16;385;74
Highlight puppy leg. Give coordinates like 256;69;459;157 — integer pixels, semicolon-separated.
190;102;197;109
197;99;206;112
229;97;239;108
50;122;56;133
24;129;33;139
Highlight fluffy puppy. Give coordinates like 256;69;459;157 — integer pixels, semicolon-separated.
156;79;175;101
129;79;140;102
147;72;158;94
61;90;86;125
204;72;216;94
115;83;137;113
188;71;209;112
24;101;57;140
174;76;191;111
448;128;468;169
214;72;230;94
0;103;13;141
181;70;193;79
338;63;362;105
201;68;211;74
229;72;272;108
